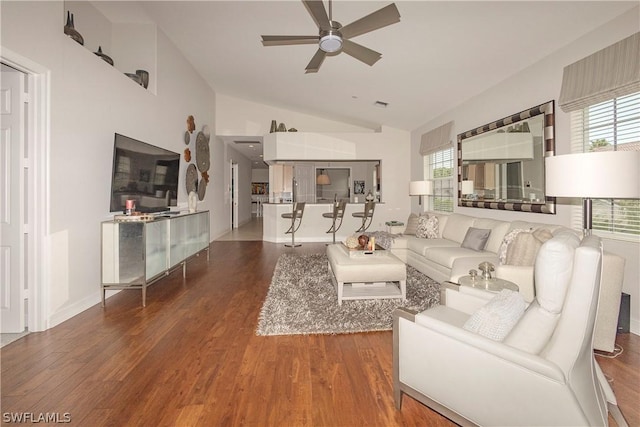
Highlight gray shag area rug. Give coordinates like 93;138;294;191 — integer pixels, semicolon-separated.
256;253;440;336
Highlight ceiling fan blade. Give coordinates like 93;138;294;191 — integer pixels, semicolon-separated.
302;0;330;30
340;3;401;39
305;49;327;73
261;35;319;46
341;40;381;66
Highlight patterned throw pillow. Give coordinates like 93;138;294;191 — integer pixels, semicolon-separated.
498;228;530;264
463;289;527;341
415;215;438;239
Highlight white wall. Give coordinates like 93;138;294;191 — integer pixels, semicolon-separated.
264;128;412;227
215;95;410;230
411;8;640;334
216;94;376;136
252;169;269;182
1;1;219;328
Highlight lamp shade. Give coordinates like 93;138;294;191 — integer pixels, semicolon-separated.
461;180;474;195
317;171;331;185
545;151;640;198
409;180;433;196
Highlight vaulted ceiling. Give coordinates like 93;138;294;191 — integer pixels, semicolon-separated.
94;1;637;164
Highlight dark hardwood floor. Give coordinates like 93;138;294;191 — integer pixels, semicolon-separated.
1;241;638;426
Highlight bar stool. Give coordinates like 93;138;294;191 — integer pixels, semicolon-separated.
352;201;375;232
281;202;305;247
322;200;347;244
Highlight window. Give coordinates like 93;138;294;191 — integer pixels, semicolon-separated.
424;147;454;212
571;91;640;239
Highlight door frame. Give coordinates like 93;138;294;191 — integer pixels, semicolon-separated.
1;47;51;332
231;161;239;229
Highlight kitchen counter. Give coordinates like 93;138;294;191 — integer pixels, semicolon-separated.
263;202;383;243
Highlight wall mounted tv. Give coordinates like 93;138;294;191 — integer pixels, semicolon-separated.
109;133;180;213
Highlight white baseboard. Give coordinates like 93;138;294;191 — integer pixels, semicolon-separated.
47;292;104;329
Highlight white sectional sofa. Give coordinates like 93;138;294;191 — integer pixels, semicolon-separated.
388;211;625;352
389;212;571;302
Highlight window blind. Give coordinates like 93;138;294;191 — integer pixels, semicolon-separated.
569;92;640;240
559;32;640;113
419;121;453;156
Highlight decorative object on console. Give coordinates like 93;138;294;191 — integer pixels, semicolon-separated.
409;180;433;205
93;46;113;66
135;69;149;89
288;128;298;132
478;261;495;280
64;11;84;45
270;120;277;133
545;151;640;236
188;191;198;213
187;115;195;133
277;122;287;132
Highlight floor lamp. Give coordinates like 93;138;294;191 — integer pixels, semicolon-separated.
545;151;640;236
409;180;433;206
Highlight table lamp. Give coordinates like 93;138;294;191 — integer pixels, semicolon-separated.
545;151;640;236
409;180;433;205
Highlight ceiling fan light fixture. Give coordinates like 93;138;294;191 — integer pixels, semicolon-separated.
319;33;342;53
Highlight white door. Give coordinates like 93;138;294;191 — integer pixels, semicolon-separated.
1;68;26;333
231;162;238;229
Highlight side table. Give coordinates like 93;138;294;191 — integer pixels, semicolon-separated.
458;275;519;292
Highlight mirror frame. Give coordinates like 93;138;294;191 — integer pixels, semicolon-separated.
457;100;556;214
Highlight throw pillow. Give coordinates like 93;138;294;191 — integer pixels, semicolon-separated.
404;213;420;235
498;228;530;264
463;289;527;341
415;215;438;239
505;228;554;266
460;227;491;251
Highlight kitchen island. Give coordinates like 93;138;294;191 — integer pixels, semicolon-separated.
263;202;384;244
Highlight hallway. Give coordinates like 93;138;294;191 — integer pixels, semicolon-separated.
216;216;263;241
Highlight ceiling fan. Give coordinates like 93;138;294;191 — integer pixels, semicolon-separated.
261;0;401;73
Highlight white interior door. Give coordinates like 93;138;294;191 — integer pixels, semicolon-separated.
231;162;238;229
1;68;26;333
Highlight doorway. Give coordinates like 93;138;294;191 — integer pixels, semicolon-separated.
231;161;239;229
0;50;50;337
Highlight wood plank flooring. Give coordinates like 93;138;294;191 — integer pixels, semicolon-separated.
1;241;638;426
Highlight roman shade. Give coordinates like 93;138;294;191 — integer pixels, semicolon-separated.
559;32;640;112
419;121;453;156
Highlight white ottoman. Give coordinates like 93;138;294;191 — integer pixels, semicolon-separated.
326;244;407;305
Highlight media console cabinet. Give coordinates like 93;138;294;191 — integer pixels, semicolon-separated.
101;210;210;307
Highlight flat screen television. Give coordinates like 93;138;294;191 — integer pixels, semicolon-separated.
109;133;180;213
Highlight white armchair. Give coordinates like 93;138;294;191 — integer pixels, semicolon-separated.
393;233;628;426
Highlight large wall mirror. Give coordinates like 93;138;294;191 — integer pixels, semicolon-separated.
458;100;556;214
